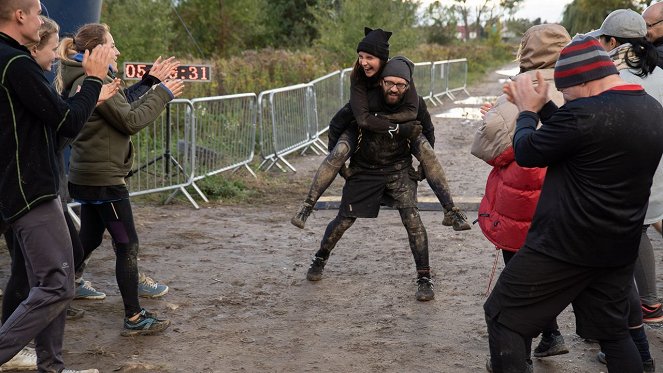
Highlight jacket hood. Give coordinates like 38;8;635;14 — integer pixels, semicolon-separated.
59;58;86;91
519;24;571;72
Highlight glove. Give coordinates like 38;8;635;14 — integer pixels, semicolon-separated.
339;164;352;179
398;121;422;140
408;164;425;182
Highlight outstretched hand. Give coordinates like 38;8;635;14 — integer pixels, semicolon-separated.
82;44;114;80
97;78;121;106
479;102;493;119
163;79;185;98
503;71;549;113
148;56;180;81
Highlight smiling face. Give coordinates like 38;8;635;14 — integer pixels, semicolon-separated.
381;76;408;105
19;0;42;45
30;32;58;71
102;31;120;71
357;51;382;78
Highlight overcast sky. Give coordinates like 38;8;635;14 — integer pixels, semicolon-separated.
420;0;574;23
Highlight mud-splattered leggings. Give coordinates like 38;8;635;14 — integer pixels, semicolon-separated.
77;198;141;318
303;130;454;211
314;207;430;277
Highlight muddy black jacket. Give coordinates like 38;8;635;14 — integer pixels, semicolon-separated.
0;33;102;222
514;86;663;267
327;96;434;151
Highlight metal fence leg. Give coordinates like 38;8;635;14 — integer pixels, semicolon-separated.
165;186;200;209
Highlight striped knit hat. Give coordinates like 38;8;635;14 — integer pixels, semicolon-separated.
554;34;618;89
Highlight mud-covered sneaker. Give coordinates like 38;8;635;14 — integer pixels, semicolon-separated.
121;308;170;337
533;334;569;357
74;280;106;300
415;277;435;301
442;207;471;231
306;256;327;281
291;203;314;229
642;303;663;323
66;305;85;320
61;369;99;373
138;273;169;298
0;346;37;371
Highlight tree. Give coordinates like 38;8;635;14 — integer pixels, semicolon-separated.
449;0;524;41
310;0;421;65
561;0;649;36
172;0;269;58
100;0;175;64
421;1;459;45
262;0;320;48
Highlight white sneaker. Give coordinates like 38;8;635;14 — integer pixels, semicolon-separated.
0;346;37;371
61;369;99;373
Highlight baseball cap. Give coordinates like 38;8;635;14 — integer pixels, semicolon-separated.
586;9;646;39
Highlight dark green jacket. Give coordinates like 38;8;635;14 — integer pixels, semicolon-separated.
59;58;172;186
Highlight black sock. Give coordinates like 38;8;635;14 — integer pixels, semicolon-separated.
629;326;652;362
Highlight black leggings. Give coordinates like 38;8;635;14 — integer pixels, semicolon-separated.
2;205;84;323
77;199;141;318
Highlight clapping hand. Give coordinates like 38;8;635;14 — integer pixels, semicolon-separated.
503;71;549;113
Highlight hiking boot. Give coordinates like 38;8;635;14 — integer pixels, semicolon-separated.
0;346;36;371
642;303;663;323
306;256;327;281
61;369;99;373
598;351;655;372
485;356;533;373
66;305;86;320
138;273;169;298
291;203;314;229
74;280;106;300
533;334;569;357
121;308;170;337
442;207;471;231
415;277;435;301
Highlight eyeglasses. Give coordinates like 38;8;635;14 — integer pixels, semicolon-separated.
382;80;408;90
646;19;663;28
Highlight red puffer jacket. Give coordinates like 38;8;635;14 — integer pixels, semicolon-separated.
477;146;546;251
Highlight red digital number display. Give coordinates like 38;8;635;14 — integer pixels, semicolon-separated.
123;62;212;82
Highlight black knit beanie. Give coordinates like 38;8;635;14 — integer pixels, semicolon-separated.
357;27;392;61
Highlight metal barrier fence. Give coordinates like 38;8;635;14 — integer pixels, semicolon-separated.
190;94;258;181
257;83;317;172
413;62;433;105
446;58;470;99
67;57;469;216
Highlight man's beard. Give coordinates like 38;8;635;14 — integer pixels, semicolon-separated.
383;90;403;105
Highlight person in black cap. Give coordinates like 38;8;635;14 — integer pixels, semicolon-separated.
301;57;441;301
292;27;470;232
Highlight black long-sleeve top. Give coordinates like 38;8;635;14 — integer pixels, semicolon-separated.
0;32;102;222
513;86;663;267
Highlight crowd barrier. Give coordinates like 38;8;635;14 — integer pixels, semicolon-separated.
67;58;468;215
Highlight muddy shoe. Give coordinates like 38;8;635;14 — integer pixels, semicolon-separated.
598;351;655;372
442;207;471;231
485;356;533;373
292;203;314;229
415;277;434;301
306;256;327;281
121;308;170;337
66;305;86;320
533;334;569;357
1;346;37;371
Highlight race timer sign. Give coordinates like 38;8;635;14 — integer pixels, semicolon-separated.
123;62;212;82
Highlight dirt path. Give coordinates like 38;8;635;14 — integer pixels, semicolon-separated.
1;63;662;373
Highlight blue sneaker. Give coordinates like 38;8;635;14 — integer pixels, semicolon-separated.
121;308;170;337
74;280;106;300
138;273;169;298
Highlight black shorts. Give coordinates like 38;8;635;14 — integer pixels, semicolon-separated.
484;245;634;341
339;169;417;218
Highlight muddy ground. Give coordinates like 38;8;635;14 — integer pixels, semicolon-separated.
1;63;662;372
